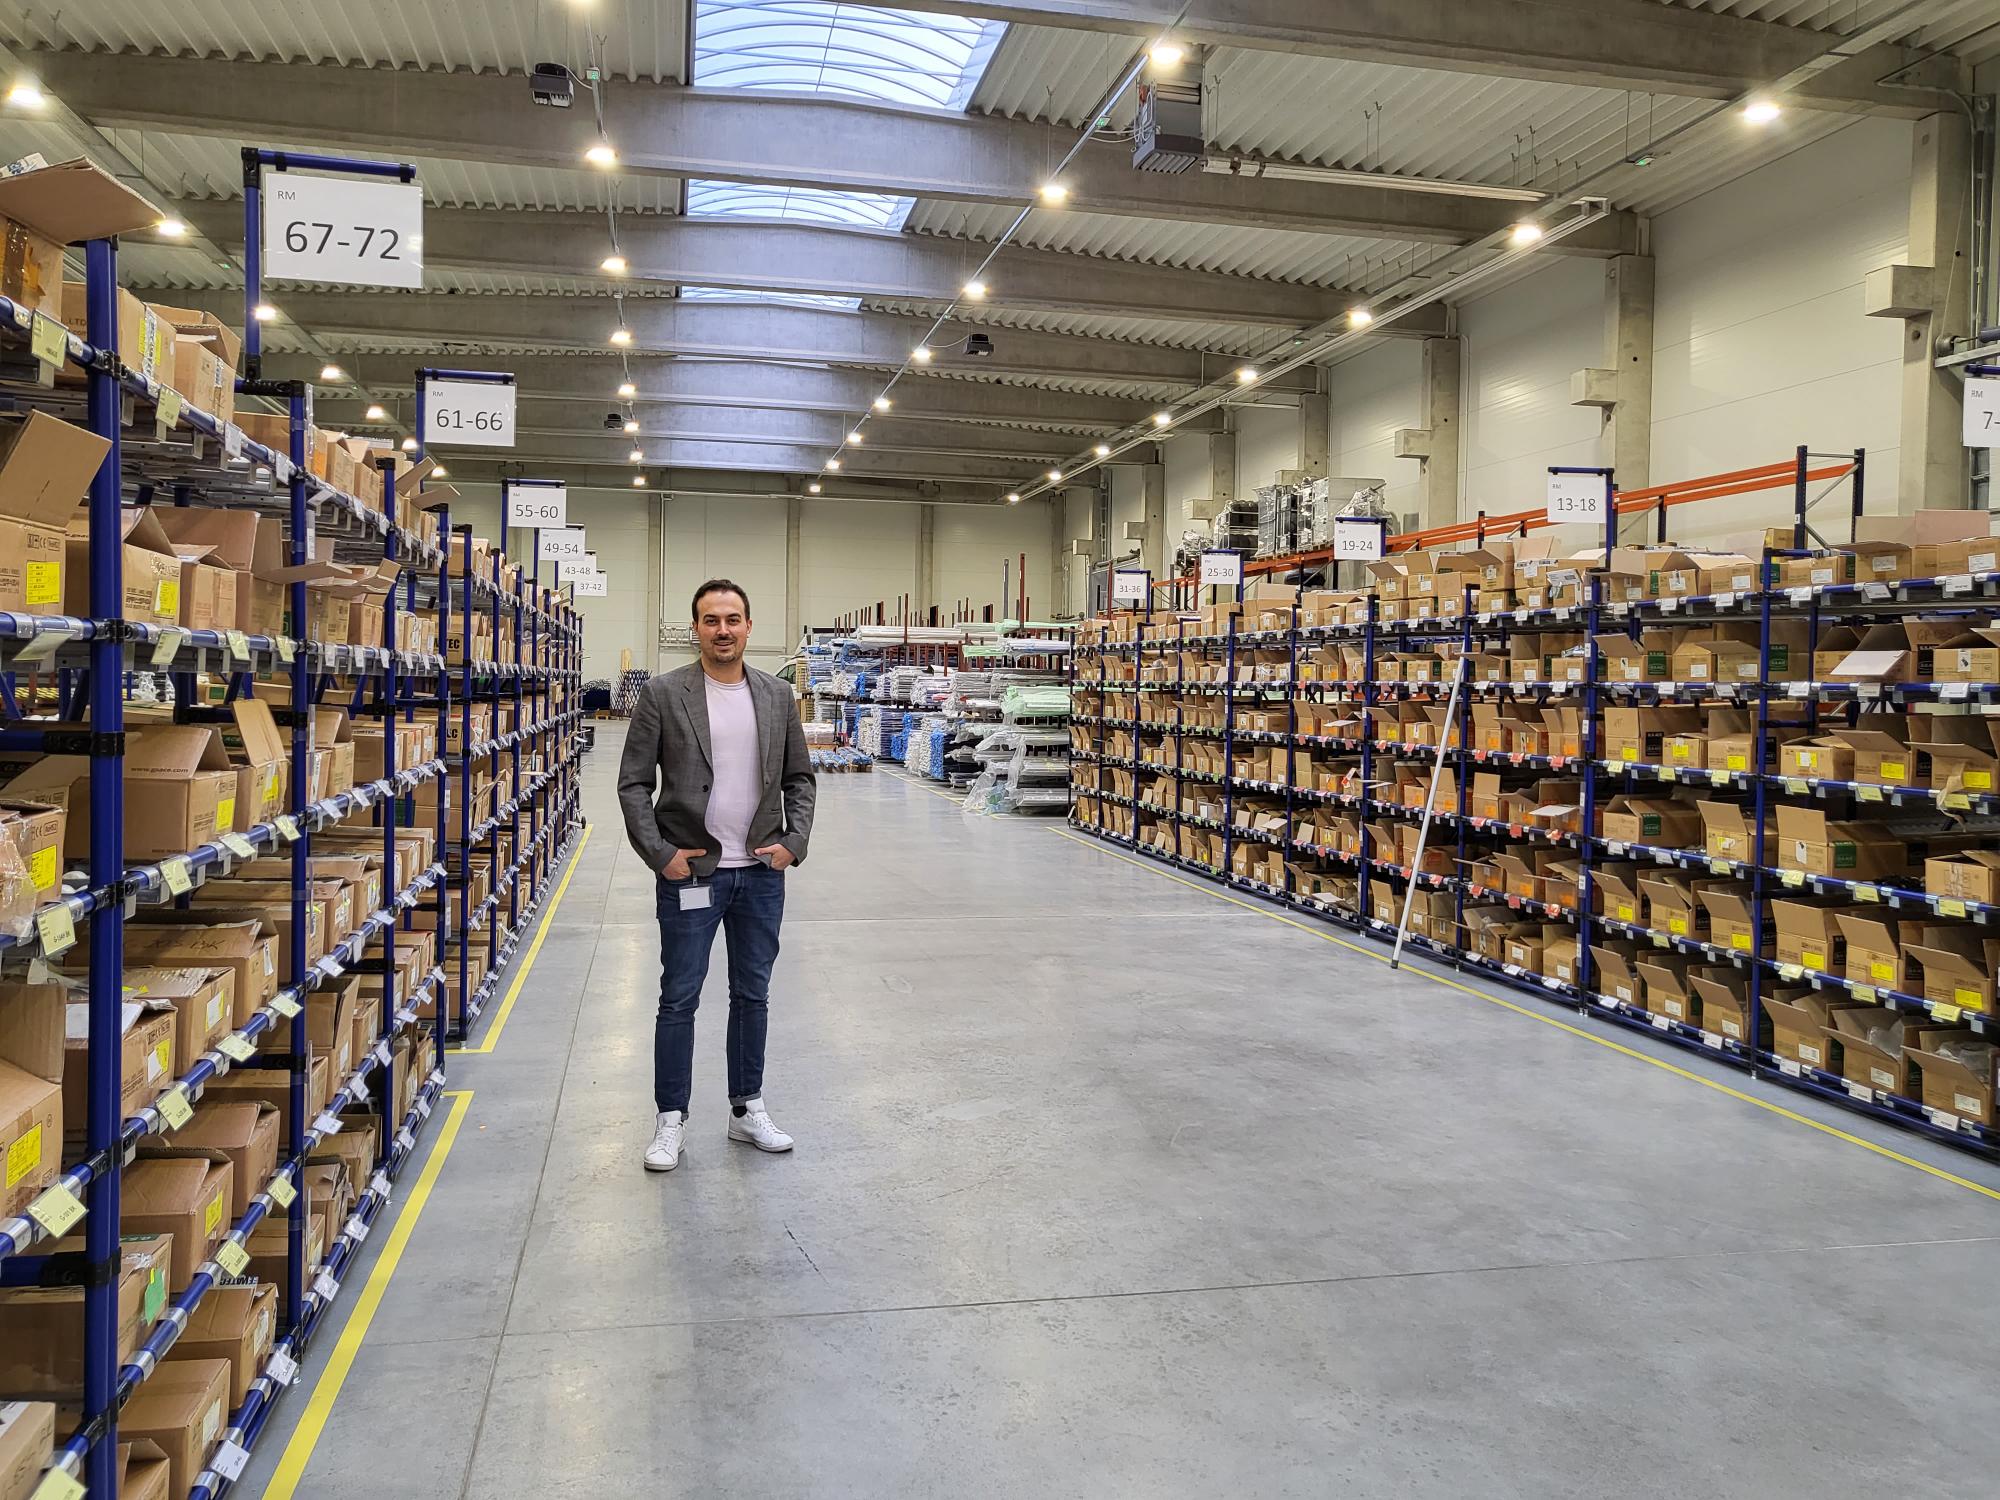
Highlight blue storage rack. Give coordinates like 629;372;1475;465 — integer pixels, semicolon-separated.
1072;454;2000;1167
0;151;586;1500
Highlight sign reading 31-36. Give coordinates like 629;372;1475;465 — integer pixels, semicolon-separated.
263;172;423;290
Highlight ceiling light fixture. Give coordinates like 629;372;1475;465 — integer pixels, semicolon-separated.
400;436;418;452
600;254;628;274
253;303;278;322
1510;221;1545;246
632;474;646;486
319;363;346;381
825;458;841;471
155;218;188;238
1236;367;1259;384
911;347;933;364
628;447;643;462
364;404;388;421
1346;308;1374;329
1742;99;1782;124
1038;182;1069;205
6;83;44;109
585;141;618;167
609;328;632;346
962;279;988;300
1149;42;1186;67
617;381;636;397
1094;443;1112;457
1152;411;1173;427
1047;469;1064;483
1201;154;1543;203
872;396;891;412
623;419;639;434
808;482;822;494
848;430;864;445
1007;492;1021;504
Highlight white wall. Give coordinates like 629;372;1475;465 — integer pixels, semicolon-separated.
660;496;789;673
1649;115;1912;542
1457;256;1605;516
457;483;655;684
1234;405;1299;496
934;501;1057;619
1326;340;1425;528
1163;432;1208;540
1110;466;1145;565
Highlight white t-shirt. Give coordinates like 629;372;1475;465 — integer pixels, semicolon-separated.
703;674;761;868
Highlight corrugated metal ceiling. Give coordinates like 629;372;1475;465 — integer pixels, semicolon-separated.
1662;0;2000;62
864;297;1275;355
0;0;690;83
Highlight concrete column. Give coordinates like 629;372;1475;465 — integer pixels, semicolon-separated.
1298;382;1330;479
915;502;936;618
1199;426;1236;526
1894;112;1973;510
1419;336;1461;528
1142;464;1168;579
1603;254;1655;490
784;497;802;647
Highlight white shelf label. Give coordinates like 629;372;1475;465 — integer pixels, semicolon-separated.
540;527;588;562
558;553;599;580
264;172;424;289
423;376;516;448
1546;471;1609;525
504;481;567;528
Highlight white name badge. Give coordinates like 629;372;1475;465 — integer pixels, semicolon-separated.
678;885;712;911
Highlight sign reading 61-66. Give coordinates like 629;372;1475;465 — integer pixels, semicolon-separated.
423;377;516;449
263;172;423;289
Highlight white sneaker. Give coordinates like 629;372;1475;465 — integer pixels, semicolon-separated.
727;1100;794;1153
644;1112;686;1172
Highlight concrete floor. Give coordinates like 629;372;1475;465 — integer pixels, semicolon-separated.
243;722;2000;1500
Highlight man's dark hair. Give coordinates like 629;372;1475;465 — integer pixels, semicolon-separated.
692;579;751;620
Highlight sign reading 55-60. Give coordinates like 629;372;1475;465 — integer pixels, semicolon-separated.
263;173;424;290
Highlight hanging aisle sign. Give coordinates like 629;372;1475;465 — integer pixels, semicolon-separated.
1965;378;1997;448
572;572;609;598
1199;550;1243;587
263;173;424;289
422;376;516;448
558;554;599;579
1546;470;1610;525
1333;516;1387;562
540;527;588;561
1111;569;1148;604
504;481;567;529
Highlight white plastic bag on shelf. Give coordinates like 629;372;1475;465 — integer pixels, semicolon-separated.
0;835;39;941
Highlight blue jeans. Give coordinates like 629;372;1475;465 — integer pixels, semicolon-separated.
654;864;786;1116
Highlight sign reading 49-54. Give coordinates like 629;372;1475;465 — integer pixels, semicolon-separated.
263;172;424;290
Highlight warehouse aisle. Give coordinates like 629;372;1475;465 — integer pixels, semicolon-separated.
246;724;2000;1500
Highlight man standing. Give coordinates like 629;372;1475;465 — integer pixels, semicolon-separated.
618;579;816;1172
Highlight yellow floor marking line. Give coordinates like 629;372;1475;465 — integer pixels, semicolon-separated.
1051;827;2000;1205
450;825;591;1055
261;1089;476;1500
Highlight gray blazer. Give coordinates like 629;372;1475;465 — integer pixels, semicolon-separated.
617;663;816;878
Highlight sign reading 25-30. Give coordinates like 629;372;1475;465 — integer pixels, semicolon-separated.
263;172;424;290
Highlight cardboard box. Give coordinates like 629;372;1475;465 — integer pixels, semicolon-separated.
0;1232;172;1399
151;304;243;425
1773;805;1906;880
1904;925;2000;1014
1697;885;1762;956
1770;898;1863;974
163;1284;275;1408
1637;870;1706;940
0;799;63;904
1601;706;1702;766
1589;941;1644;1007
1689;968;1752;1044
1762;990;1855;1070
0;1401;53;1500
62;990;175;1130
220;698;288;832
1636;953;1698;1022
1908;1031;1998;1128
1829;1006;1941;1095
122;920;279;1026
60;282;173;385
162;1099;278;1219
121;1446;171;1500
200;1054;328;1144
118;726;237;860
63;506;183;627
119;966;232;1069
118;1357;230;1500
1600;795;1701;849
153;508;267;637
0;981;61;1220
1779;738;1855;781
1593;865;1647;926
0;412;107;615
1833;910;1908;991
122;1153;234;1291
1926;851;2000;905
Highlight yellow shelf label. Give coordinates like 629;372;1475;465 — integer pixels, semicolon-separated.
29;311;65;366
1933;1002;1964;1023
214;1240;250;1277
29;1467;85;1500
161;857;193;896
226;629;251;661
268;1173;298;1209
1780;870;1805;888
1940;898;1969;918
34;904;74;956
25;1182;84;1237
156;388;182;430
217;1033;254;1063
1853;884;1881;903
157;1089;194;1131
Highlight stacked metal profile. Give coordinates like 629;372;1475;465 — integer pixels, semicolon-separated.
1071;461;2000;1166
0;167;586;1500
